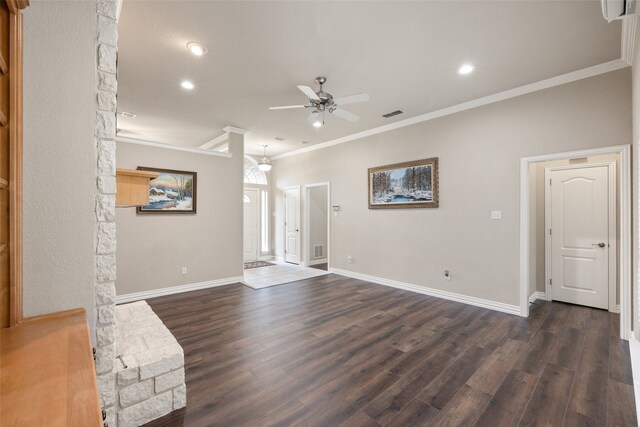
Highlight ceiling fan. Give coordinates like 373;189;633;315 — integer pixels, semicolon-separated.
269;76;369;127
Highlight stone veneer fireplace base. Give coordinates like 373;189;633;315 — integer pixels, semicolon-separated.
115;301;186;426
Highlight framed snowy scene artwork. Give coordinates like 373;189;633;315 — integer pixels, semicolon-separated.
136;167;197;214
368;158;439;209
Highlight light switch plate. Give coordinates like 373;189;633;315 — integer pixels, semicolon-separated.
491;210;502;220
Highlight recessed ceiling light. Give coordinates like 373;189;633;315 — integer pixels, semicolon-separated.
187;42;206;57
180;80;195;90
458;64;475;75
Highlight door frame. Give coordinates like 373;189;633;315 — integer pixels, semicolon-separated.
303;182;331;269
284;186;301;264
519;144;631;340
243;187;260;263
544;162;617;312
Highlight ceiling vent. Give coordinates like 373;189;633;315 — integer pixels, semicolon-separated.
382;110;403;118
274;137;285;141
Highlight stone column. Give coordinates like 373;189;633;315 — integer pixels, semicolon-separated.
95;1;118;425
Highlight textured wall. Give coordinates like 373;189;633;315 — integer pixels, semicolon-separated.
115;141;244;297
272;69;632;308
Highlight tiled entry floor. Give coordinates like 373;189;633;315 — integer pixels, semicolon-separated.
243;260;328;289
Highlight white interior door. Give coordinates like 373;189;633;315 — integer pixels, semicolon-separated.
243;188;259;263
548;165;611;309
284;188;301;264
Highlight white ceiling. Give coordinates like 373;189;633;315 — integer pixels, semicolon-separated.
116;1;622;157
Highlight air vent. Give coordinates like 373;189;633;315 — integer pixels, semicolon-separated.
275;137;285;141
119;111;137;118
314;245;324;259
382;110;403;118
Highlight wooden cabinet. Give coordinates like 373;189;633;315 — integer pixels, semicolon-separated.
116;168;159;207
1;309;103;426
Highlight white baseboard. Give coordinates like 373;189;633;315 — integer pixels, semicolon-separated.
529;291;547;304
629;332;640;421
259;255;275;261
329;268;520;316
116;276;244;304
307;258;328;266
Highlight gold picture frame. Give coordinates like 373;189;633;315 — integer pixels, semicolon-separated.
368;157;439;209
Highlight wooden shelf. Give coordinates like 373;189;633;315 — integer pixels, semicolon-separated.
116;168;160;207
1;309;103;426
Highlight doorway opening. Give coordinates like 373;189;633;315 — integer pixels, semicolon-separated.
243;156;270;269
304;183;330;271
519;145;631;339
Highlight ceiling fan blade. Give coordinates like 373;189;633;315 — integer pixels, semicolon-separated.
331;108;360;122
297;85;321;101
332;93;370;106
269;105;306;110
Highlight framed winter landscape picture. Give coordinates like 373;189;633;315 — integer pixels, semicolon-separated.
368;158;439;209
136;167;197;214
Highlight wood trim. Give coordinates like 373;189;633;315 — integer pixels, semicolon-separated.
6;0;28;14
0;109;7;127
0;50;6;75
0;178;8;189
0;243;7;254
9;9;24;326
116;168;160;179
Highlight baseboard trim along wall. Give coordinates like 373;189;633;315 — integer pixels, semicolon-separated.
528;291;547;304
329;268;520;316
629;332;640;421
307;258;328;266
115;276;245;304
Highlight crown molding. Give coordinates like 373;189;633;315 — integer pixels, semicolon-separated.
622;15;638;65
116;136;233;158
272;59;629;161
223;126;248;135
199;132;229;149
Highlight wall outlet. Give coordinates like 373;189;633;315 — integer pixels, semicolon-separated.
491;210;502;220
347;255;353;264
444;269;451;281
181;267;188;275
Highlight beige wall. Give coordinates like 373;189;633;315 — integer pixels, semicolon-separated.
116;141;244;296
308;185;328;263
22;1;97;319
528;154;621;305
272;69;631;307
633;25;640;335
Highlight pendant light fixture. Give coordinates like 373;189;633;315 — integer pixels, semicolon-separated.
258;145;272;172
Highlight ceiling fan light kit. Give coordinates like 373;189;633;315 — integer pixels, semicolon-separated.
270;76;370;127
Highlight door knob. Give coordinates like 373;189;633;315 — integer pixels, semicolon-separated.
592;242;606;248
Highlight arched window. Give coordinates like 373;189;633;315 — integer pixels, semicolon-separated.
244;156;267;185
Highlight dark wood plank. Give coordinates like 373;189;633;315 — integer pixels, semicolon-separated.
519;363;575;427
563;410;606;427
427;384;491;427
138;276;635;427
568;309;610;423
474;369;538;427
607;381;637;427
417;345;491;409
547;327;586;370
384;398;439;427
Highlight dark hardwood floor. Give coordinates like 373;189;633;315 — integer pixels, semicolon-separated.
309;263;328;271
143;274;636;427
